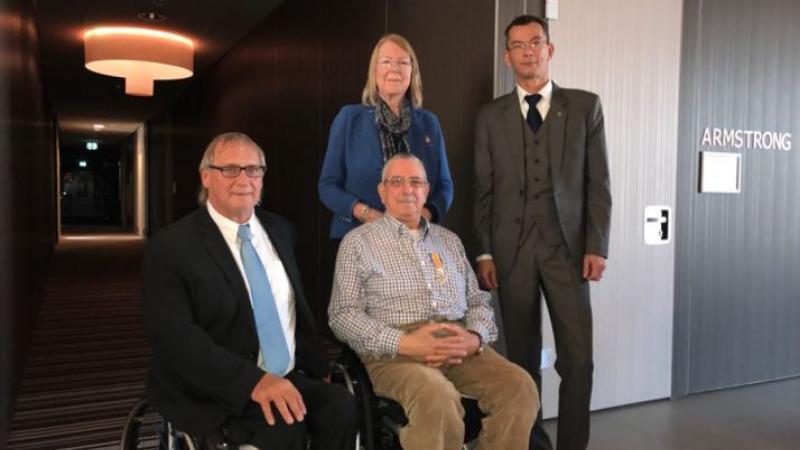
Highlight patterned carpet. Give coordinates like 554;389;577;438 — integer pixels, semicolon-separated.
7;237;149;450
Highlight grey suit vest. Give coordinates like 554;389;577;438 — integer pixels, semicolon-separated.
520;116;564;246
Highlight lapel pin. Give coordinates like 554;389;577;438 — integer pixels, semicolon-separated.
424;134;431;144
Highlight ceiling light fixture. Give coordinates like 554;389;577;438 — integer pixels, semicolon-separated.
84;26;194;96
92;123;105;131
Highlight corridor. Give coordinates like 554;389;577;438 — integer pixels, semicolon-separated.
7;237;147;449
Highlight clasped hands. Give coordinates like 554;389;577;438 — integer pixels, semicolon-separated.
398;322;481;368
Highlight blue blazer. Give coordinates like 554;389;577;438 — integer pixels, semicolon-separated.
319;104;454;238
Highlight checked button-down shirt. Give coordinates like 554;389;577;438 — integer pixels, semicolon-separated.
329;215;497;358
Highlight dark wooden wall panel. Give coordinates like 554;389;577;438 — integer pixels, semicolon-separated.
0;0;57;442
147;0;494;336
388;0;494;241
673;0;800;395
315;1;387;331
146;115;174;234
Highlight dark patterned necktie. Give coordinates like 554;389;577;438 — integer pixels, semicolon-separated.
525;94;543;133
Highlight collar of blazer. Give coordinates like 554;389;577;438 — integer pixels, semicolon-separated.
194;207;254;321
500;82;569;184
193;207;315;336
193;208;298;305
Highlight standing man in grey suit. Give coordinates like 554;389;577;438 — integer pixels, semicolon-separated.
472;15;611;450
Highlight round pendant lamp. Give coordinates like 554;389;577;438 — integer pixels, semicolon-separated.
84;27;194;96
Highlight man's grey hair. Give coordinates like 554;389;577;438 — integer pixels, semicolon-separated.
380;153;427;181
197;132;266;205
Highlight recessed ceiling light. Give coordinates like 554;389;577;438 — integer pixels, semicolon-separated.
93;124;105;131
137;11;167;22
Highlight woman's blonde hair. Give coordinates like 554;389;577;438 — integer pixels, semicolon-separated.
361;34;423;108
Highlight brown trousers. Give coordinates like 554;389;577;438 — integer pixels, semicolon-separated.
363;345;538;450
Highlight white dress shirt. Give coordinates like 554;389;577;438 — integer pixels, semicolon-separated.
207;201;296;373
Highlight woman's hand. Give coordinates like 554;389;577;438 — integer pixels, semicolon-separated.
421;207;433;222
352;202;384;223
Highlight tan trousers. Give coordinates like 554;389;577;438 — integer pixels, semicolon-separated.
363;346;538;450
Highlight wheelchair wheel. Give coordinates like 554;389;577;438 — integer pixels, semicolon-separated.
120;398;165;450
121;398;200;450
331;359;377;450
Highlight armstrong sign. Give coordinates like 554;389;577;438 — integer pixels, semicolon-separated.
700;127;792;151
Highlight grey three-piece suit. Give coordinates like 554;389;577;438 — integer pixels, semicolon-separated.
473;83;611;450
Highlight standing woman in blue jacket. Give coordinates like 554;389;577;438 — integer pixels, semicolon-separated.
319;33;454;239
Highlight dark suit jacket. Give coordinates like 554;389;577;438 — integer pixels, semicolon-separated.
473;84;612;279
142;207;328;436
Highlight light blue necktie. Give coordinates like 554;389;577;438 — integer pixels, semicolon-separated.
238;224;291;376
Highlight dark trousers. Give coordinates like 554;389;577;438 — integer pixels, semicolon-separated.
219;371;358;450
498;241;593;450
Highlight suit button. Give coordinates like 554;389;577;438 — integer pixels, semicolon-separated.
534;195;539;200
515;218;521;224
518;190;524;196
534;140;540;145
249;351;257;359
534;158;540;164
534;177;540;182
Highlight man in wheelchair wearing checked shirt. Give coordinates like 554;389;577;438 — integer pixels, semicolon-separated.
329;153;539;450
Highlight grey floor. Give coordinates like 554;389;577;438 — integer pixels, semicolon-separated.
542;376;800;450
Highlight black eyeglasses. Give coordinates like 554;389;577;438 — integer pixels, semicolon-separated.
207;165;266;178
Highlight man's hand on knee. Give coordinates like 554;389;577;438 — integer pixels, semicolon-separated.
398;323;470;368
250;373;306;426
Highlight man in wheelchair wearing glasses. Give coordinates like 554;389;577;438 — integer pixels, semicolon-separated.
143;133;358;450
329;153;538;450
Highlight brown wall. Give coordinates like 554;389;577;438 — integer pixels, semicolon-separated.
0;0;57;442
147;0;494;335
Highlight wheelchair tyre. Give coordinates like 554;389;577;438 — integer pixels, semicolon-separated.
120;399;168;450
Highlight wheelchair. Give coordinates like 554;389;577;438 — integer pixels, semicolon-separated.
120;398;264;450
120;398;199;450
122;351;483;450
330;348;484;450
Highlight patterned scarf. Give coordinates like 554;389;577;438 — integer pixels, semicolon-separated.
376;98;412;162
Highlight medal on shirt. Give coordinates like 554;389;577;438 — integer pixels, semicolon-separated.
431;252;446;284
